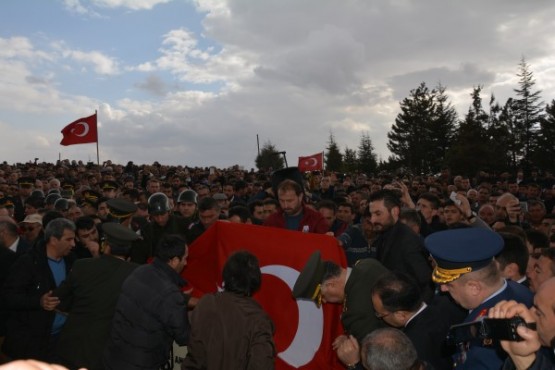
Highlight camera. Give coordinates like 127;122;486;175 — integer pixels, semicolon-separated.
446;317;535;344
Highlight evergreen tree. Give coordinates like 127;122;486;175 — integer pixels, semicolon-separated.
428;84;457;172
387;82;456;174
446;86;490;175
512;57;544;169
357;132;377;175
343;147;357;174
255;141;284;171
486;93;512;171
325;132;343;172
534;100;555;172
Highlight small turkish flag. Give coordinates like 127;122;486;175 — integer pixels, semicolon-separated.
60;113;98;146
298;152;324;172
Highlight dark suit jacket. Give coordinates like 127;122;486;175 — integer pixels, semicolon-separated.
342;259;389;342
0;248;18;336
14;238;32;256
405;304;454;370
2;242;75;360
54;255;138;370
373;221;433;301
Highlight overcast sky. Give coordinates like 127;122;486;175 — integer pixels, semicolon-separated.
1;0;554;169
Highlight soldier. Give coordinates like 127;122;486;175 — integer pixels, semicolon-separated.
132;193;188;264
53;223;140;370
425;228;533;369
293;251;388;369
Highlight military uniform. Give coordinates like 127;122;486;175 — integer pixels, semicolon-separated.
425;228;534;370
54;223;140;370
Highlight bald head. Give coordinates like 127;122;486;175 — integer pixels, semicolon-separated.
534;277;555;347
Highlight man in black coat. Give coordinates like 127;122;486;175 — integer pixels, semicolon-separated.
369;190;433;301
103;234;191;370
1;218;76;361
54;222;140;370
372;271;454;370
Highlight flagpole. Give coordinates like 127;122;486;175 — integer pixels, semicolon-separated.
95;110;100;166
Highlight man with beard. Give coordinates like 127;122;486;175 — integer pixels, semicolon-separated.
369;190;433;301
263;179;328;234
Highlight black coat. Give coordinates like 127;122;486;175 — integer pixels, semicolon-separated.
372;221;433;301
1;242;75;360
103;258;190;370
54;255;138;370
405;304;454;370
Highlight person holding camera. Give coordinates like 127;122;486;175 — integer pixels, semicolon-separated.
425;228;533;369
488;277;555;369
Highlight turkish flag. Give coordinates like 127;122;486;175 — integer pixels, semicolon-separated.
182;221;346;370
60;113;98;146
298;152;324;172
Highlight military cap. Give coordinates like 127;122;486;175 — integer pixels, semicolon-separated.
62;181;75;191
101;222;140;251
292;251;326;307
0;197;14;208
107;198;137;219
100;180;119;191
424;228;504;284
17;177;34;187
81;189;101;207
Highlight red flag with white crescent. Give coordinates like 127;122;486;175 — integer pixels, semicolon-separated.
298;152;324;172
182;221;346;370
60;113;98;146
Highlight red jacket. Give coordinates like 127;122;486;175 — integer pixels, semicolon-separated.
263;204;329;234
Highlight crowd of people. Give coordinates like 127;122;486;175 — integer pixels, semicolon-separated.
0;158;554;370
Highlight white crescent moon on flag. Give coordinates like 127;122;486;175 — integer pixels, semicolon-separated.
304;158;318;167
71;121;90;137
261;265;323;367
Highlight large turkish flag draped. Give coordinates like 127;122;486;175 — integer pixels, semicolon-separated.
60;113;98;146
182;221;346;370
298;152;324;172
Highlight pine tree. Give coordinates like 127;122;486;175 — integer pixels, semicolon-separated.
387;82;456;174
325;132;343;172
255;141;284;171
446;86;490;175
534;100;555;172
357;132;377;175
428;84;457;172
343;147;357;173
512;57;544;169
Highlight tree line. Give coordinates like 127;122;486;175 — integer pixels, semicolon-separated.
256;58;555;177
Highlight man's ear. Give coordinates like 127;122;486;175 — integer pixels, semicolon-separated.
466;279;482;296
391;206;400;219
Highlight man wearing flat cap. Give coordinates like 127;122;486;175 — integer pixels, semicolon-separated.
52;222;140;370
293;251;388;368
425;228;533;370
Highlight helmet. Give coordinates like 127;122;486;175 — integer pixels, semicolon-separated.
45;193;62;206
54;198;70;212
177;190;198;205
148;192;171;215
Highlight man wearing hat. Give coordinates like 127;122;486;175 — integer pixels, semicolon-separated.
100;180;119;199
293;251;388;368
80;190;101;216
106;197;147;234
53;223;140;370
425;228;534;369
20;213;43;247
12;177;34;222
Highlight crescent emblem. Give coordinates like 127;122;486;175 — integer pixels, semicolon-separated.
304;158;318;167
71;121;90;137
261;265;323;367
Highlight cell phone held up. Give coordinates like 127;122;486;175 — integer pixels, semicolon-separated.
446;317;536;345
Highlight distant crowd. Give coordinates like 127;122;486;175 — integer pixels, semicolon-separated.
0;159;554;370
